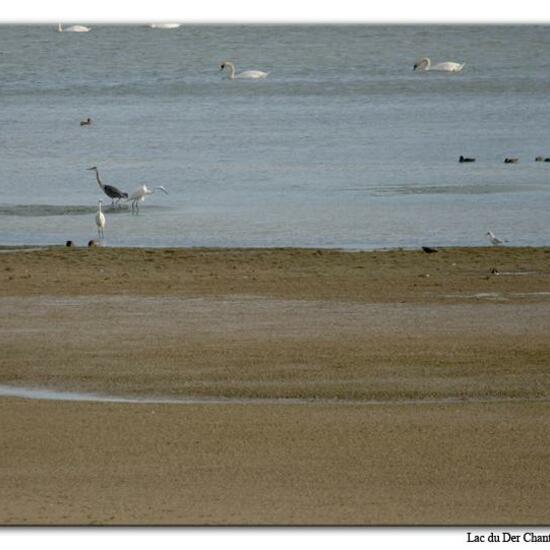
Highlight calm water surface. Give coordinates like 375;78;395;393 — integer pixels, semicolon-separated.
1;24;550;248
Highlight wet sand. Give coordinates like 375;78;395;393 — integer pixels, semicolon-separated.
1;246;550;524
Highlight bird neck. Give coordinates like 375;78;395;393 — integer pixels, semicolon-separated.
225;62;236;79
98;202;103;212
94;170;104;189
422;58;431;69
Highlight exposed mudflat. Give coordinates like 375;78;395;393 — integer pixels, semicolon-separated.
1;247;550;525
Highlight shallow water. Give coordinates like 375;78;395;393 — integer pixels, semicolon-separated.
0;383;546;407
1;25;550;248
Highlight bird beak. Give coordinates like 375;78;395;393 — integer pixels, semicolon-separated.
87;167;95;170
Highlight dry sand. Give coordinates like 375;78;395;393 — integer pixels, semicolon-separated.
1;246;550;524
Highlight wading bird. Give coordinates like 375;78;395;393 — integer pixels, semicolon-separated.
487;231;506;246
95;200;105;240
220;61;269;80
87;166;128;207
128;184;168;214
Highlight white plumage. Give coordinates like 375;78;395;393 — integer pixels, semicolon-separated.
58;23;91;33
128;184;168;213
413;57;464;72
486;231;505;246
220;61;269;80
95;200;106;240
148;23;180;29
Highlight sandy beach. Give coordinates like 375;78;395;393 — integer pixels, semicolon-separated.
1;246;550;524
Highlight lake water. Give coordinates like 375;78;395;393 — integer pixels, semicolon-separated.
1;24;550;249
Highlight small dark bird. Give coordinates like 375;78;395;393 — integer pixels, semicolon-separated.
504;158;519;164
535;156;544;162
422;246;438;254
459;155;475;163
80;118;92;126
88;239;99;247
544;158;550;163
87;166;128;206
66;240;74;247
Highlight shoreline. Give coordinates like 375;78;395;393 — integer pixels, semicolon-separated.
2;245;550;302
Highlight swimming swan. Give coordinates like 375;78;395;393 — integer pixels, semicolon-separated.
220;61;269;80
58;23;91;33
413;57;464;72
148;23;180;29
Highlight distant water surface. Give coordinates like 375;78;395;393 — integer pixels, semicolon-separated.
1;24;550;248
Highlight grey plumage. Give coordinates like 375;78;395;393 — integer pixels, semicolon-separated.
87;166;128;205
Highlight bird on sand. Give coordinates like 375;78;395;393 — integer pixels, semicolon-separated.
87;166;128;206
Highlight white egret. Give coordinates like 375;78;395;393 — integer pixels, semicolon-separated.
95;200;106;240
220;61;269;80
128;184;168;213
57;23;91;33
87;167;128;207
487;231;506;246
413;57;464;72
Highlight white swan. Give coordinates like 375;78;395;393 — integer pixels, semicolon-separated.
220;61;269;80
413;57;464;72
148;23;180;29
58;23;91;33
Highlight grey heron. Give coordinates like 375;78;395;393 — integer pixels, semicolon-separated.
87;166;128;207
